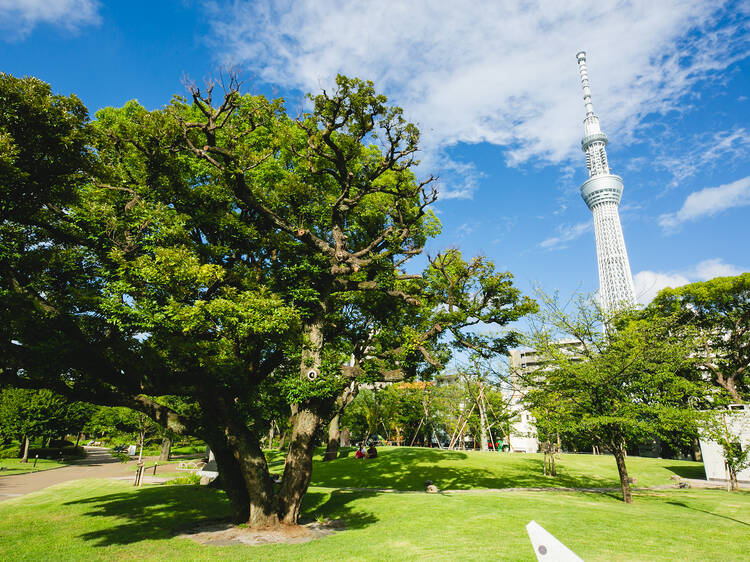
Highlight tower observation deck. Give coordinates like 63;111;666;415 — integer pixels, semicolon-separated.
575;51;636;311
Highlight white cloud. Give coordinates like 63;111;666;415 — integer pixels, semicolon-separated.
207;0;748;197
655;128;750;188
633;271;691;304
0;0;100;40
438;158;483;200
633;258;745;303
658;175;750;230
456;222;479;238
691;258;744;280
539;221;592;250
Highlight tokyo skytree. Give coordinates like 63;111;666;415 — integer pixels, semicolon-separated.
576;51;636;310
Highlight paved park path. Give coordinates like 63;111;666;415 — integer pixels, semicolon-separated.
0;447;135;501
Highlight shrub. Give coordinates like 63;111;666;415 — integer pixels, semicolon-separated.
165;472;202;486
27;446;86;460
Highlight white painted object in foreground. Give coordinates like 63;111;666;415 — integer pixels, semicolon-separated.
526;520;583;562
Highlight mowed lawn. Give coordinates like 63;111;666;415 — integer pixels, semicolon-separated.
0;457;67;476
268;446;707;490
1;448;744;561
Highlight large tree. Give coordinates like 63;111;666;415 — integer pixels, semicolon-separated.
0;73;534;528
650;273;750;403
0;74;438;525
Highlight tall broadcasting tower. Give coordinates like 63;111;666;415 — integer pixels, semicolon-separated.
576;51;636;310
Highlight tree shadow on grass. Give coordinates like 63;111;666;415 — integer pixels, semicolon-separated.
666;500;750;527
64;486;230;546
63;485;379;546
664;465;706;479
301;489;379;530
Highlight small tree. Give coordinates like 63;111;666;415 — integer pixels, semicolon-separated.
0;388;70;461
458;362;515;451
523;293;703;503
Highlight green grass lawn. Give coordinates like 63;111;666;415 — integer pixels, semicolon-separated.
0;447;733;560
0;478;746;561
265;446;706;490
0;457;67;476
170;444;206;456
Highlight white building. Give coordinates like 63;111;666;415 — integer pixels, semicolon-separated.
507;340;588;454
698;405;750;483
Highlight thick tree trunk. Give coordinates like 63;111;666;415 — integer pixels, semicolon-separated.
278;405;323;525
276;314;328;525
324;414;341;461
717;372;742;404
612;444;633;504
206;438;251;524
324;383;357;461
225;423;279;528
20;435;30;462
159;436;172;461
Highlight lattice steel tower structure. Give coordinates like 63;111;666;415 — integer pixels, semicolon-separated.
576;51;636;310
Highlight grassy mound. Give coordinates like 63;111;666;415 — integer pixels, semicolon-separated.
265;446;706;491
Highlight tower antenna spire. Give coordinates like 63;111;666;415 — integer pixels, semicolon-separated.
576;51;595;117
575;51;636;311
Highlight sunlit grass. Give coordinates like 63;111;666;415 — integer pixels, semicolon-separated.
0;479;746;561
0;447;730;560
0;457;67;476
266;446;706;491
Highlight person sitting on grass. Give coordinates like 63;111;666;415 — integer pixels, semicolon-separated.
367;444;378;459
355;444;366;459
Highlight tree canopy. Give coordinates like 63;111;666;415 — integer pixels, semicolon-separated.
0;73;535;527
522;294;704;502
650;273;750;403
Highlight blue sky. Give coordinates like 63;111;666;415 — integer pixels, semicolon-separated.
2;0;749;306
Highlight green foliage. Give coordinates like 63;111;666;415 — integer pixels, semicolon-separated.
165;472;202;486
0;73;90;222
0;71;536;524
522;293;708;502
423;249;537;360
28;445;85;460
342;388;385;442
650;272;750;403
0;388;71;444
112;451;130;463
700;410;750;490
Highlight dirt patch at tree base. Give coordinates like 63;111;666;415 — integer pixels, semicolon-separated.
177;519;346;546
